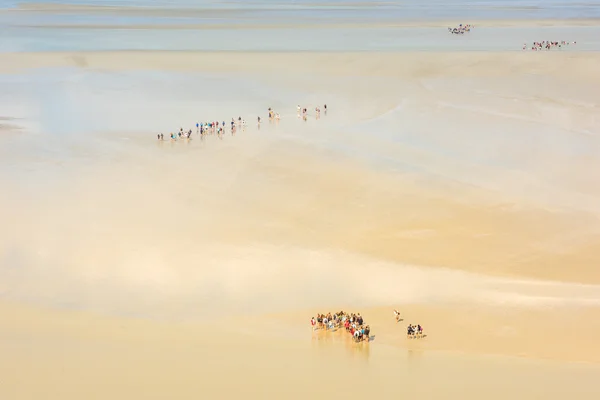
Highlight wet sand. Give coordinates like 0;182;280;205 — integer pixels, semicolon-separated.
2;301;600;400
1;46;600;398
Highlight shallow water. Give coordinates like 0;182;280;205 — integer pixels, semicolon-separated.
5;0;600;19
3;24;600;52
2;0;600;52
3;66;599;208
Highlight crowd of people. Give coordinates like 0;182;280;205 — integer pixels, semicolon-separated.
156;104;327;141
448;24;473;34
523;40;576;51
157;119;245;141
310;308;427;345
310;311;371;343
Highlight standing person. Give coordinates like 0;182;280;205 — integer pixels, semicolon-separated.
196;122;199;133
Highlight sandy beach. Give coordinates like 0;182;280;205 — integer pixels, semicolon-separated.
2;2;600;398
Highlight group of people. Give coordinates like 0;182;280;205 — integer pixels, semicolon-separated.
156;128;194;141
407;324;425;339
448;24;473;34
156;104;328;141
522;40;576;51
310;308;428;345
445;24;580;51
395;309;425;339
197;118;247;135
157;118;247;141
310;311;371;343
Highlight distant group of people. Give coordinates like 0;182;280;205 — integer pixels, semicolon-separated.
448;24;473;34
523;40;576;51
444;24;580;50
157;118;248;141
311;311;371;343
156;104;328;141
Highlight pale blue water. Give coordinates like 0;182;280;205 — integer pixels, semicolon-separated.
2;24;599;52
4;0;600;23
2;0;600;51
3;0;600;13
